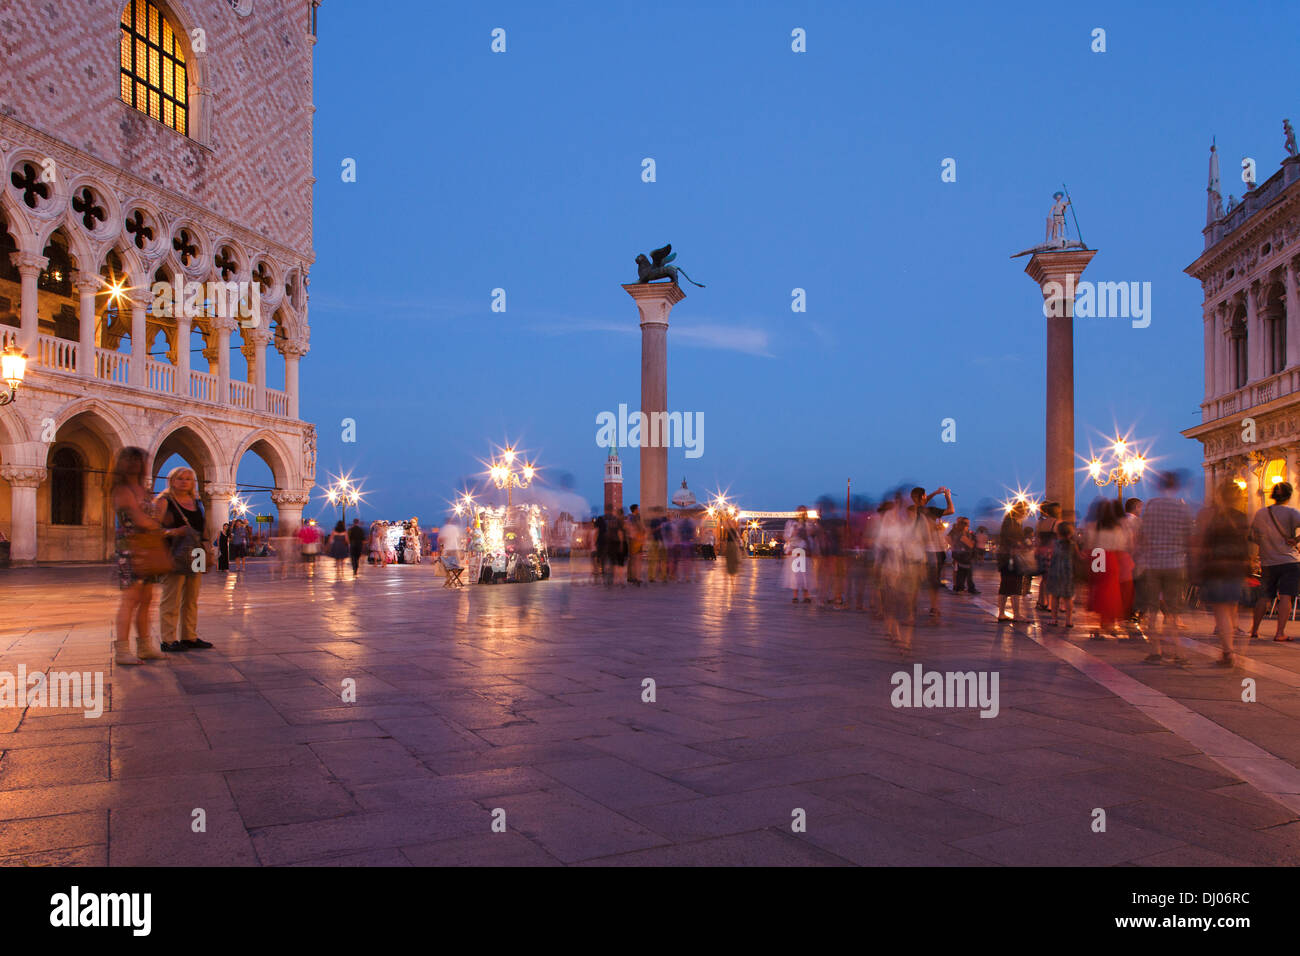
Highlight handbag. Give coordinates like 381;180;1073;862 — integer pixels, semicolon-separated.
125;530;172;578
1011;547;1037;577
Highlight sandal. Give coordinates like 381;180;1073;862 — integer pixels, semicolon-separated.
1143;653;1163;663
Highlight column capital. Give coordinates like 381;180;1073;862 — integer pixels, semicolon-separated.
270;489;312;506
243;325;272;346
1022;248;1098;294
0;466;46;488
281;338;309;357
212;314;238;334
72;271;101;295
204;483;237;498
623;281;685;327
10;252;48;276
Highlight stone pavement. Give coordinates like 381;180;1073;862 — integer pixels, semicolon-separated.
3;557;1300;866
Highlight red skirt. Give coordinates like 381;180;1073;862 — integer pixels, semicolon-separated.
1089;550;1133;621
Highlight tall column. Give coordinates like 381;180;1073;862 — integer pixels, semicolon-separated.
1024;249;1097;522
284;342;306;419
74;272;99;378
271;489;310;536
203;483;236;545
129;290;148;388
175;314;192;397
214;315;234;405
0;466;45;565
623;281;686;515
1203;460;1215;503
244;328;269;411
1286;259;1300;370
11;253;47;354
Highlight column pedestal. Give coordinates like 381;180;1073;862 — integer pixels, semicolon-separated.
623;281;686;516
1024;248;1097;522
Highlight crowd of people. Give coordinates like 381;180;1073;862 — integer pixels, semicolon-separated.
576;506;738;585
108;448;1291;671
762;476;1276;667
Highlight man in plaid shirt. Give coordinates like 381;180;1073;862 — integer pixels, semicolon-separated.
1135;472;1192;662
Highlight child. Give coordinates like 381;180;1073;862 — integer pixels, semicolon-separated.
1045;522;1083;627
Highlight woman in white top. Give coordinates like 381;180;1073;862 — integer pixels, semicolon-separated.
781;506;814;603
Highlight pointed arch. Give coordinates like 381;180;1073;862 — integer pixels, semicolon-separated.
231;427;298;490
148;413;229;489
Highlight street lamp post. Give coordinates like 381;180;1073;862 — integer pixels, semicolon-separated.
326;477;362;525
1087;438;1147;506
489;446;535;513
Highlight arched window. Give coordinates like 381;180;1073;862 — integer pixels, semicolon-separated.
120;0;189;135
50;447;85;526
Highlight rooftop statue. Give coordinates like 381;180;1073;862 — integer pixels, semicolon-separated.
1010;188;1087;258
1285;119;1297;158
635;244;705;287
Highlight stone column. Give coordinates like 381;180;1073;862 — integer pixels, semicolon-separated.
284;342;307;419
175;314;192;397
244;327;269;411
214;315;234;405
1203;460;1215;503
203;483;236;544
129;290;148;388
11;252;47;354
271;489;311;536
1;466;45;565
74;272;99;378
1023;249;1097;522
1286;259;1300;370
623;281;686;516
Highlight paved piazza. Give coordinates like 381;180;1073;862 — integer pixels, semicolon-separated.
4;558;1300;867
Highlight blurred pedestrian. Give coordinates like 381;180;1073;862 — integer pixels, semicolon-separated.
110;447;166;665
1197;481;1250;665
1136;472;1192;661
347;518;366;576
1088;499;1135;640
1249;480;1300;642
782;505;814;603
996;500;1029;622
1045;522;1084;628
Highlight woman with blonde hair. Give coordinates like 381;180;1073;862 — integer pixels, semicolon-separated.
110;447;166;665
156;466;214;652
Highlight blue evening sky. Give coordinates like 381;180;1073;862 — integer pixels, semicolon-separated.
234;0;1300;525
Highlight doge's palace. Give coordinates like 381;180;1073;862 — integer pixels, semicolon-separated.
0;0;319;564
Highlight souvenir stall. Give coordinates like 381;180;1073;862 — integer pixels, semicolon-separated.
468;504;551;583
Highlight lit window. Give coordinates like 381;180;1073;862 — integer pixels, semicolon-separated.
119;0;188;136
